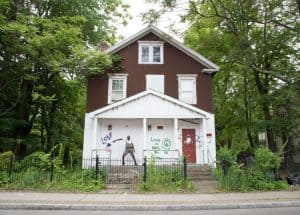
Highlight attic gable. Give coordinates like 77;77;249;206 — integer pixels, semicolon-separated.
106;26;219;74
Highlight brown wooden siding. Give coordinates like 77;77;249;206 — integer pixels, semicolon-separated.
87;33;214;113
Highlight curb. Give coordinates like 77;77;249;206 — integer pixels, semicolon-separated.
1;201;300;211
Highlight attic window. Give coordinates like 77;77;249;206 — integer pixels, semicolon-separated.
138;41;164;64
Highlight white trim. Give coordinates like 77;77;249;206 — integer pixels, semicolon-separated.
177;75;197;105
143;118;147;158
138;41;164;64
174;118;179;155
203;118;207;164
89;89;209;118
138;41;164;45
93;115;204;119
93;118;98;151
107;73;128;77
177;74;198;78
146;74;165;93
107;74;128;104
106;26;219;73
202;68;219;73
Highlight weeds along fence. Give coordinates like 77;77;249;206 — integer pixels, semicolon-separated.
0;155;187;190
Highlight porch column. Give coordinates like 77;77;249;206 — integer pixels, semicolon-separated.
93;118;98;153
174;118;179;157
202;118;207;164
143;118;147;157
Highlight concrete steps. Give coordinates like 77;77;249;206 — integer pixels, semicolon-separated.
187;165;216;193
103;166;141;185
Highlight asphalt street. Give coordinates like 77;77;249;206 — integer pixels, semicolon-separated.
0;207;299;215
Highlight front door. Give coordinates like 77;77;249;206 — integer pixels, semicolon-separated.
182;129;196;163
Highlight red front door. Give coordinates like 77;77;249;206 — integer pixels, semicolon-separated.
182;129;196;163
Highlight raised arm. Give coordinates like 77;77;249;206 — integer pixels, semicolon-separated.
112;138;123;143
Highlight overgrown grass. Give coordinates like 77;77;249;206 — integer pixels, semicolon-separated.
138;158;194;192
0;151;105;192
0;168;105;192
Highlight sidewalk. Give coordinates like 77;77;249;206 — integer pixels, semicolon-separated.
0;191;299;210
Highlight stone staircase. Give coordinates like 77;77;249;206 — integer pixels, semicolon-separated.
102;165;142;188
187;164;216;193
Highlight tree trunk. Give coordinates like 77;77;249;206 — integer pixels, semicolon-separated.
14;79;34;159
252;69;277;152
243;71;254;148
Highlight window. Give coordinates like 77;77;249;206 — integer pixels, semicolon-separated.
138;41;164;64
108;74;127;104
146;75;164;93
177;74;197;104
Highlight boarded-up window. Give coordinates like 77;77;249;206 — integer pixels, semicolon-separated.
178;75;197;104
146;75;164;93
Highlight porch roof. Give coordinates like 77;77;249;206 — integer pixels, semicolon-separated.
88;90;209;119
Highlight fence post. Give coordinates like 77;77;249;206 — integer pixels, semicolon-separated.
8;154;14;182
50;159;54;182
95;155;99;182
143;156;147;183
183;156;187;181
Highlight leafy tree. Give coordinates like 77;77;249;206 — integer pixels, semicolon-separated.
143;0;300;168
0;0;129;160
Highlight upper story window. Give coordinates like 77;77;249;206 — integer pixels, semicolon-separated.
138;41;164;64
146;74;164;93
108;74;128;104
177;74;197;105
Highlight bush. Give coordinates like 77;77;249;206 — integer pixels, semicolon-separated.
215;146;288;192
254;146;281;174
0;172;9;186
22;152;51;171
0;151;14;171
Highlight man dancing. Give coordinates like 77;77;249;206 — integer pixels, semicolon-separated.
121;135;137;166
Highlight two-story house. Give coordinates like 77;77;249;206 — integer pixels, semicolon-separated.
82;26;219;165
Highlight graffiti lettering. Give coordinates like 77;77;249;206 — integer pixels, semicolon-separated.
101;132;112;152
150;137;172;155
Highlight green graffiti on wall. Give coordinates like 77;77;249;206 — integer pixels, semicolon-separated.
150;137;172;155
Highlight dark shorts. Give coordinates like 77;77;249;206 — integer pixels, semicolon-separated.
123;149;134;155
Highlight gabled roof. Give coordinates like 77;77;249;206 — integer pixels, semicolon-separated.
88;90;210;118
106;26;219;74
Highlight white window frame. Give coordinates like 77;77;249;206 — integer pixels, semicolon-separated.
177;74;197;105
138;41;164;64
108;73;128;104
146;74;165;93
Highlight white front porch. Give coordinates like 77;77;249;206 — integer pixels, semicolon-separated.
82;90;216;166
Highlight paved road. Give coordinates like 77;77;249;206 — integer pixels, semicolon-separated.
0;208;299;215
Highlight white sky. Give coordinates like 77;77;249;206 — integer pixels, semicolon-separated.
117;0;188;41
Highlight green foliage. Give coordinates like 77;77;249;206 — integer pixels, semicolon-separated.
254;146;282;173
145;1;300;168
217;146;236;165
215;147;287;192
0;156;104;192
139;158;193;192
0;0;129;161
0;172;9;186
0;151;14;171
22;152;51;171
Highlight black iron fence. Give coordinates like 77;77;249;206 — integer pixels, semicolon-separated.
0;155;187;189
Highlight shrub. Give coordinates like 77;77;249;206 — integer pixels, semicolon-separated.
254;146;282;175
0;151;14;171
215;146;288;192
22;152;51;171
